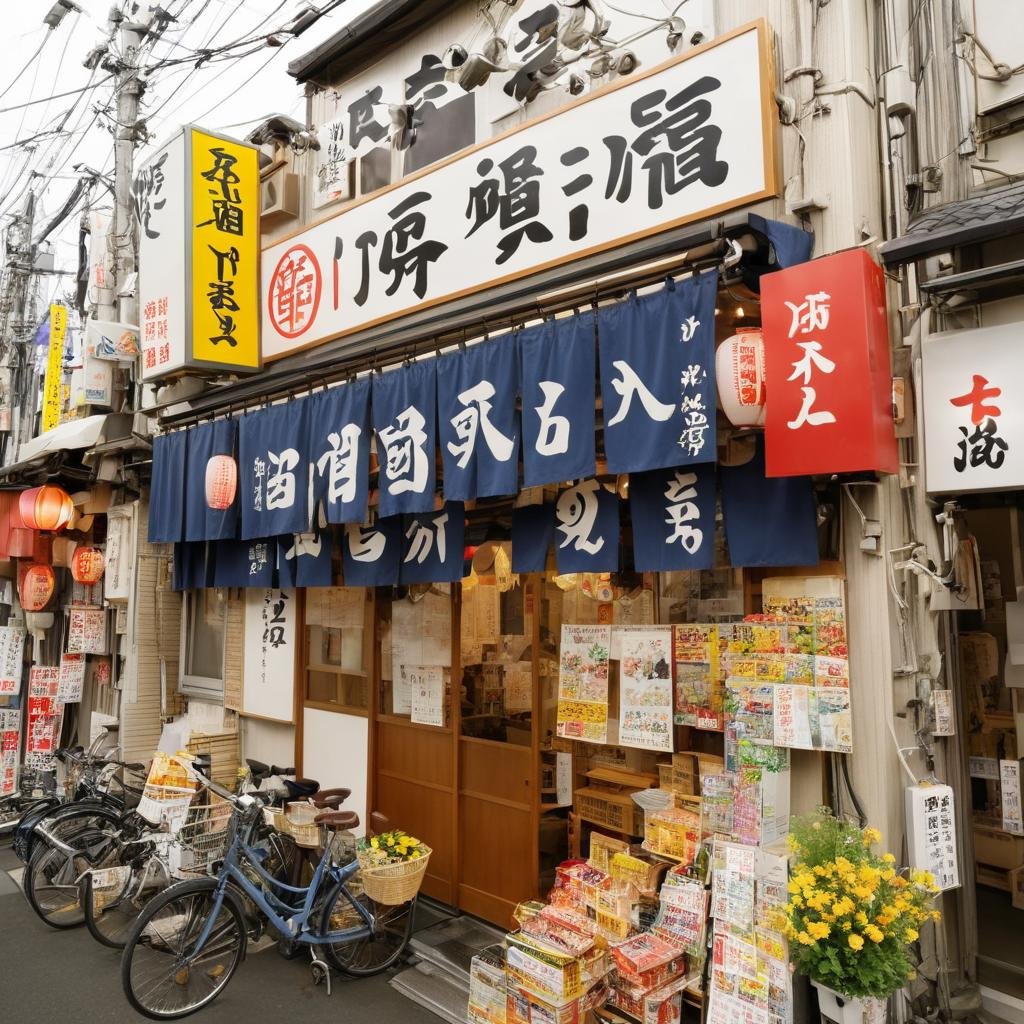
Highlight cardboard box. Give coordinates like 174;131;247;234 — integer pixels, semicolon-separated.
468;945;507;1024
973;825;1024;870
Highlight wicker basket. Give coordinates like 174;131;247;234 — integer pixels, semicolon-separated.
357;847;432;905
262;805;322;848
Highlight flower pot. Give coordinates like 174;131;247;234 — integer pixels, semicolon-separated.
813;981;867;1024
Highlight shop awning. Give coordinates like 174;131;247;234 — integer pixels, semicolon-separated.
880;180;1024;266
17;415;110;463
0;413;136;484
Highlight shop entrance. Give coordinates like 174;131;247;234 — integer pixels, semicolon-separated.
955;508;1024;1003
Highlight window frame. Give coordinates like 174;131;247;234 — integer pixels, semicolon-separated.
179;588;227;702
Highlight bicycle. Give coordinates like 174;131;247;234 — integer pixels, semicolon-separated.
120;767;417;1020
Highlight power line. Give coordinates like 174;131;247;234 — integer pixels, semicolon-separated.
0;76;115;116
0;32;50;105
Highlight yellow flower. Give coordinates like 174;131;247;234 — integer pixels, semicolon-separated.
864;924;884;943
854;912;868;927
407;837;420;847
370;837;379;849
385;835;395;847
848;934;865;951
881;868;895;881
905;928;919;942
791;894;804;908
863;827;882;846
841;922;851;932
883;853;896;864
807;921;831;940
930;910;942;922
411;849;421;859
797;931;815;946
853;885;875;901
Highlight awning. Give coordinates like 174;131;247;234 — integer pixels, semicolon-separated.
0;413;136;483
880;180;1024;266
17;414;110;462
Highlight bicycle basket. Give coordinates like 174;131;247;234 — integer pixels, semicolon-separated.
173;800;232;876
356;846;432;906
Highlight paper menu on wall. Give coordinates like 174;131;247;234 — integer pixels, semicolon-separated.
0;626;25;695
409;665;445;727
67;606;107;654
57;653;86;703
0;710;21;798
306;587;365;628
391;593;451;693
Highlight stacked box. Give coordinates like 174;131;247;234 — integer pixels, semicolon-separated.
469;945;508;1024
608;933;687;1017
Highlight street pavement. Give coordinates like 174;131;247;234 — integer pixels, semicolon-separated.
0;842;440;1024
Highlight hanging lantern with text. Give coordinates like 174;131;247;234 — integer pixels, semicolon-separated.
716;327;766;428
761;248;899;477
70;545;105;584
205;455;238;510
19;485;74;532
19;563;56;611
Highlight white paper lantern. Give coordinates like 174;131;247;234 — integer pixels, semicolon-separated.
716;328;766;428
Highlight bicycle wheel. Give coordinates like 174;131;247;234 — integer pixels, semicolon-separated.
318;885;416;976
24;826;117;928
84;858;169;949
121;878;246;1020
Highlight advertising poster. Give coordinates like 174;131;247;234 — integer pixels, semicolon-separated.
556;624;611;744
0;710;20;797
618;626;674;751
0;626;25;695
409;664;445;727
673;624;726;731
57;653;87;704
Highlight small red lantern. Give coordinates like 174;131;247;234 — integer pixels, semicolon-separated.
205;455;238;510
716;328;766;428
19;563;55;612
19;485;74;532
70;545;105;584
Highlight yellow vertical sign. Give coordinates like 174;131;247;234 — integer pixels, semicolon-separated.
41;304;66;432
190;128;260;369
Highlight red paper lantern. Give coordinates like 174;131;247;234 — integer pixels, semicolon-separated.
716;328;766;428
205;455;238;510
19;563;55;612
70;545;105;584
19;485;74;532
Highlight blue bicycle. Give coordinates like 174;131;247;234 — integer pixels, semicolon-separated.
119;768;416;1019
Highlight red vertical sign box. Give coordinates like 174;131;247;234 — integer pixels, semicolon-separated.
761;248;898;477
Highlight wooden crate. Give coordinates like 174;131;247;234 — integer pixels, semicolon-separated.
975;861;1015;893
575;787;641;835
187;731;241;789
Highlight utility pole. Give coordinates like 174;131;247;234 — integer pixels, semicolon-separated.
0;190;37;462
98;9;148;326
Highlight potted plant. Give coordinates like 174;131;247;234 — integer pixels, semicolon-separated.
782;809;941;1024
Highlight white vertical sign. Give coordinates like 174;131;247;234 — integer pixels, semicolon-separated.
905;783;960;891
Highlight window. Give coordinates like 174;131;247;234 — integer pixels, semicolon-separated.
180;589;227;700
303;588;372;714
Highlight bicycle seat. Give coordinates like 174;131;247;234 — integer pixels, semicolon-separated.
315;810;359;832
283;778;320;799
246;758;270;777
311;788;351;809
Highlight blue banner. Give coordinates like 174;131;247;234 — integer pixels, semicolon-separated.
238;399;312;540
184;419;239;542
519;316;596;487
149;431;188;543
342;517;402;587
629;464;716;571
212;538;276;588
372;361;437;517
278;524;334;588
400;503;465;584
438;337;519;501
749;214;814;269
511;503;554;573
554;480;620;573
598;272;717;473
308;380;371;525
173;542;212;591
720;438;819;568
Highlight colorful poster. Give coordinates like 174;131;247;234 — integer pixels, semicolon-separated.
0;709;20;797
67;606;108;654
556;624;611;744
0;625;25;694
57;653;87;704
617;627;673;751
26;667;63;757
673;624;726;730
724;681;775;743
409;664;445;727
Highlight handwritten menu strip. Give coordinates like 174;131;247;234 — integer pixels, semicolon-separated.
0;626;25;695
27;666;63;757
409;664;445;727
57;653;86;703
0;710;20;797
68;606;108;655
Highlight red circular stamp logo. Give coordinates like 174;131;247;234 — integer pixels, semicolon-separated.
267;244;322;340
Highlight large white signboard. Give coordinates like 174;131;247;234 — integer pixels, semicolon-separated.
262;21;776;360
922;322;1024;493
242;588;296;723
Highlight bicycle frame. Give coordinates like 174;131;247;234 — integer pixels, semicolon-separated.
190;813;373;957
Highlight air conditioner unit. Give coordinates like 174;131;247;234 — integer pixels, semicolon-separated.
260;170;300;228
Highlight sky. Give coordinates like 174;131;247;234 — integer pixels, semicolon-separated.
0;0;381;311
